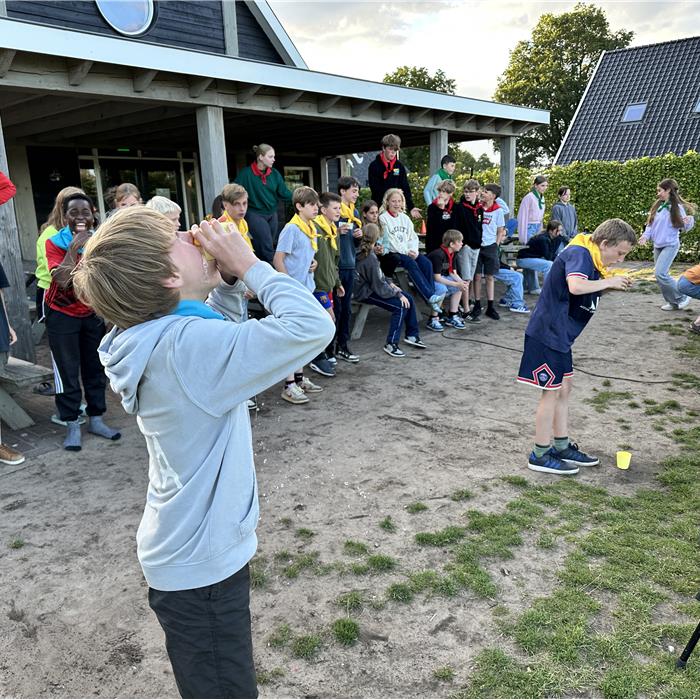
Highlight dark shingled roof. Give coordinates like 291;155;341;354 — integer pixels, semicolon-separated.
554;36;700;165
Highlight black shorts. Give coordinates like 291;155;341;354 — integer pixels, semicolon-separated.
517;334;573;390
477;243;499;276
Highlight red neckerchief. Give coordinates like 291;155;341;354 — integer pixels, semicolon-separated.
440;244;455;274
380;152;397;180
461;197;482;217
483;202;500;213
251;161;272;185
387;209;400;218
433;197;454;213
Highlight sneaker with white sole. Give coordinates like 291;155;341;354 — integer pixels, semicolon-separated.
309;357;336;377
554;442;599;467
498;298;509;308
678;295;691;309
509;304;530;314
660;303;676;311
426;317;444;332
383;343;406;357
247;398;258;410
404;336;426;348
527;449;579;475
0;443;25;466
281;383;309;404
337;347;360;363
298;376;323;393
444;314;466;329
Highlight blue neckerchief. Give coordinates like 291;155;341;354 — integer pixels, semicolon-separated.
170;300;225;320
50;225;81;252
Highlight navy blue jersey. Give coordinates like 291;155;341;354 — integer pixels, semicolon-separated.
525;245;600;352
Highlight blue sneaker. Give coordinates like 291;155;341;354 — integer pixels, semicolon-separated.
444;314;466;329
527;449;579;475
426;317;444;332
554;442;599;467
498;298;509;307
509;304;530;314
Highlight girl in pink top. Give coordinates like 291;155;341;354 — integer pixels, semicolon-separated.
517;175;548;243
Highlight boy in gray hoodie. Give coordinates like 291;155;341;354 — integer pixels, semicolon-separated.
74;207;335;699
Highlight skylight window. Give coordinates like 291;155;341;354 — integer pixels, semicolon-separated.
622;103;647;122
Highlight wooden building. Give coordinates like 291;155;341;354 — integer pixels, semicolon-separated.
0;0;548;359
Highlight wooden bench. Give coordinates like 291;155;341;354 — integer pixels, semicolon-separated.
0;356;54;429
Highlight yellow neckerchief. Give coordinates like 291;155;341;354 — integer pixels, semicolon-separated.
313;214;338;251
290;213;317;251
340;201;362;227
567;233;610;278
218;211;253;250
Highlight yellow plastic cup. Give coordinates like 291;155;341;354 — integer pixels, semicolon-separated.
616;451;632;470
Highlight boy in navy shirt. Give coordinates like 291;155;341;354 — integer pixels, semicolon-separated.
517;219;636;475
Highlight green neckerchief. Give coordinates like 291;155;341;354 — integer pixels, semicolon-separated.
531;188;544;210
658;201;670;212
438;168;451;180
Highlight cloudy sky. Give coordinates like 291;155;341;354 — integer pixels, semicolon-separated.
269;1;700;158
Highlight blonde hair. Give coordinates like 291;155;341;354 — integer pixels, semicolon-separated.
40;186;84;233
73;207;179;329
381;134;401;149
221;183;248;205
115;182;142;204
381;188;406;213
358;223;381;260
442;229;463;246
252;143;273;159
437;180;456;195
146;196;181;216
590;218;637;247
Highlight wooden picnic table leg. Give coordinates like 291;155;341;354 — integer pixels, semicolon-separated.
0;385;35;430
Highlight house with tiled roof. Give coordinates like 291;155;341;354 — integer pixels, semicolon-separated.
554;36;700;165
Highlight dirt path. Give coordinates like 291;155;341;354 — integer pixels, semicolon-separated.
1;267;697;698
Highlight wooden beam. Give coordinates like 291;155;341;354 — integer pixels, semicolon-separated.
0;93;39;110
351;100;374;117
433;111;454;127
496;119;514;133
133;68;158;93
0;49;15;78
381;104;402;121
317;95;341;114
408;107;431;124
237;84;261;104
188;76;214;98
67;59;93;86
454;115;475;129
279;89;304;109
2;96;104;127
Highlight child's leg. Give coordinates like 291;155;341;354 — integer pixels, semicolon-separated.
336;269;354;349
472;273;482;302
534;389;558;447
46;310;84;422
485;274;495;302
552;376;572;440
654;245;684;305
148;564;258;699
365;294;405;345
448;287;461;314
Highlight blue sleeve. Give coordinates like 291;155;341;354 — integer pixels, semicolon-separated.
276;226;296;255
564;247;594;279
423;174;439;207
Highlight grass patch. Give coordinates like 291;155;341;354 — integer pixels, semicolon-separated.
644;399;681;415
433;666;455;682
267;623;292;648
283;552;319;579
349;562;370;575
415;526;466;546
249;556;267;588
295;527;315;541
584;390;633;413
332;618;359;646
367;554;396;572
387;582;414;603
451;488;473;502
9;538;24;549
256;668;284;685
649;323;686;336
343;540;369;556
500;475;530;488
291;634;321;659
379;516;397;532
406;501;428;513
335;590;363;612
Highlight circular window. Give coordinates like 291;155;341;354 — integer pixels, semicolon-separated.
95;0;155;36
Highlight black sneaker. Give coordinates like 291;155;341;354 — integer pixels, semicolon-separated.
337;346;360;363
309;358;336;376
464;313;482;324
527;449;579;475
404;335;426;348
471;304;482;318
383;343;406;357
486;307;500;320
554;442;600;467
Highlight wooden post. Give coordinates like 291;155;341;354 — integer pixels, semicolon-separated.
429;130;448;175
499;136;517;217
196;106;228;214
0;113;35;362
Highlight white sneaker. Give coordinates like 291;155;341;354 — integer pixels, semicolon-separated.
298;376;323;394
678;296;691;309
660;303;676;311
281;383;309;404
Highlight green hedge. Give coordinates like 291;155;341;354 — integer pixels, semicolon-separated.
408;151;700;261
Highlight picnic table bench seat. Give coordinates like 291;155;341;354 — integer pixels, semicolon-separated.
0;356;54;429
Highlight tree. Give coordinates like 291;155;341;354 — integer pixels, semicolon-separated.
475;153;494;172
494;3;633;167
381;66;457;176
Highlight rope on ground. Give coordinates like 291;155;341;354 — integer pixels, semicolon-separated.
441;331;675;384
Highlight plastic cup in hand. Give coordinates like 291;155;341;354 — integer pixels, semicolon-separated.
616;451;631;470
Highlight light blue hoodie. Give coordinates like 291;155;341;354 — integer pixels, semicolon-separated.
99;262;335;591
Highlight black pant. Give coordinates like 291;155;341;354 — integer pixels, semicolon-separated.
45;308;107;422
333;268;355;349
246;210;278;265
149;565;258;699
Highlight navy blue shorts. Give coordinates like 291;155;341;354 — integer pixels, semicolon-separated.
313;290;333;310
517;334;573;390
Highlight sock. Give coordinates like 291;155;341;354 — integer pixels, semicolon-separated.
294;372;304;385
533;443;550;458
285;379;296;388
63;420;82;452
553;436;569;452
487;300;495;310
473;300;481;310
89;416;121;441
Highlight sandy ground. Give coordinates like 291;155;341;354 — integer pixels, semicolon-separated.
0;266;697;698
